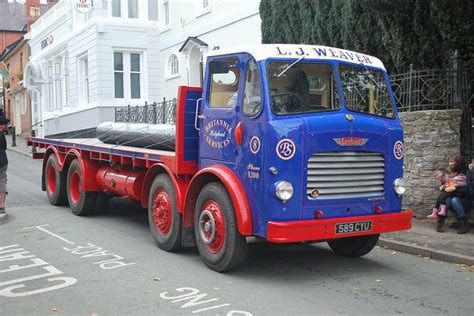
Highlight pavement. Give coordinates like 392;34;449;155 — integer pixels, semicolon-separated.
4;134;474;266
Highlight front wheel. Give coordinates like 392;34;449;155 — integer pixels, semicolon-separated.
328;234;380;257
148;174;182;251
194;183;248;272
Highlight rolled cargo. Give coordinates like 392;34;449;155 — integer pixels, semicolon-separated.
96;122;176;151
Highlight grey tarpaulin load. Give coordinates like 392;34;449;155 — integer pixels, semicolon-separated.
96;122;176;151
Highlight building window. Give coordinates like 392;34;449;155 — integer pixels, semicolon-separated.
160;0;169;28
130;53;141;99
53;62;62;110
20;52;23;71
114;51;142;99
167;54;179;77
148;0;158;21
112;0;121;17
197;0;211;16
128;0;138;18
78;55;89;105
20;93;26;115
47;64;54;111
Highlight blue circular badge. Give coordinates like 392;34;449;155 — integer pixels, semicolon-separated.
394;141;404;160
250;136;261;154
276;139;296;160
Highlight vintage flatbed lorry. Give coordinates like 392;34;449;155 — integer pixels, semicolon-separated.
29;44;413;271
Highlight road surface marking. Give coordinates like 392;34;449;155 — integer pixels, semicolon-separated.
160;287;252;315
23;225;75;245
0;244;77;297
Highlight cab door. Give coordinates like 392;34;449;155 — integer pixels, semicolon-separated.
233;56;267;235
198;55;244;166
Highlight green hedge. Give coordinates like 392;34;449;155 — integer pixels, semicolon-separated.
260;0;473;73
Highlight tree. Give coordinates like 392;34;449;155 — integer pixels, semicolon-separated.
260;0;473;73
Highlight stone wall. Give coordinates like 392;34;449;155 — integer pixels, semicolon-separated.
399;109;462;217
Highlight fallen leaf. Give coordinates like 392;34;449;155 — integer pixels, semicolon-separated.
391;251;397;255
153;277;161;281
52;307;59;312
145;291;150;294
469;266;474;272
464;277;471;281
23;234;28;237
91;313;99;316
374;279;383;283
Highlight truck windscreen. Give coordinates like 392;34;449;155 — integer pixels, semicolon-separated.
267;62;341;115
339;65;395;118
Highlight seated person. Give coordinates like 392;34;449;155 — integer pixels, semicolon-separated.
442;154;472;234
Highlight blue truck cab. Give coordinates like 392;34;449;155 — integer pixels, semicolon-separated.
197;44;412;248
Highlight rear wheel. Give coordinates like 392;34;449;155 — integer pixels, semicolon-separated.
328;234;380;257
148;174;182;251
67;159;97;216
194;183;248;272
45;154;68;206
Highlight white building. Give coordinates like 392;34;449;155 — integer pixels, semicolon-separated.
24;0;261;137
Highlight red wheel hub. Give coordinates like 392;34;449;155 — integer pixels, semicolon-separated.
69;170;81;204
152;190;172;235
198;200;226;254
47;164;56;194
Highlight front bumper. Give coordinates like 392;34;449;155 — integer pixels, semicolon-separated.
267;210;413;243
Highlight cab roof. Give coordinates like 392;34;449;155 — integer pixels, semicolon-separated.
207;44;386;70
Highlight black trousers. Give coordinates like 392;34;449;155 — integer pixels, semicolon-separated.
435;191;453;208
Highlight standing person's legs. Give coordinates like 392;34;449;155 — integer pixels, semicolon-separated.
0;165;7;213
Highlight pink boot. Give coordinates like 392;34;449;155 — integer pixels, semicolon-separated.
427;208;438;219
438;205;447;216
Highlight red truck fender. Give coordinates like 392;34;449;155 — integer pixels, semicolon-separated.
140;163;189;212
64;149;100;191
183;165;253;236
42;147;100;191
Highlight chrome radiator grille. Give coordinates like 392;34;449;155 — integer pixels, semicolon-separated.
307;151;385;200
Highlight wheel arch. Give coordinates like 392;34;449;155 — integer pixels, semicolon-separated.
64;149;100;191
183;165;253;236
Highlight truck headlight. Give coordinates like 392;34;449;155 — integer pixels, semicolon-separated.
275;181;294;202
393;178;406;195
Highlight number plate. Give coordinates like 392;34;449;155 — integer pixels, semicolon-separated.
335;220;372;234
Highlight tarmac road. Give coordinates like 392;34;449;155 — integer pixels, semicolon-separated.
1;151;473;315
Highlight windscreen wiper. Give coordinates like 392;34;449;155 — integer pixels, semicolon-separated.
277;56;305;78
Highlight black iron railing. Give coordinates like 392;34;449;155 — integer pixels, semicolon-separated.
389;67;470;112
115;98;177;125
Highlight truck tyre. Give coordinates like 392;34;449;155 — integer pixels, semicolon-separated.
194;182;248;272
67;159;97;216
148;174;182;251
328;234;380;258
94;192;112;213
45;154;68;206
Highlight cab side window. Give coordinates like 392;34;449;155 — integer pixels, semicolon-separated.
208;58;240;108
243;59;262;116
